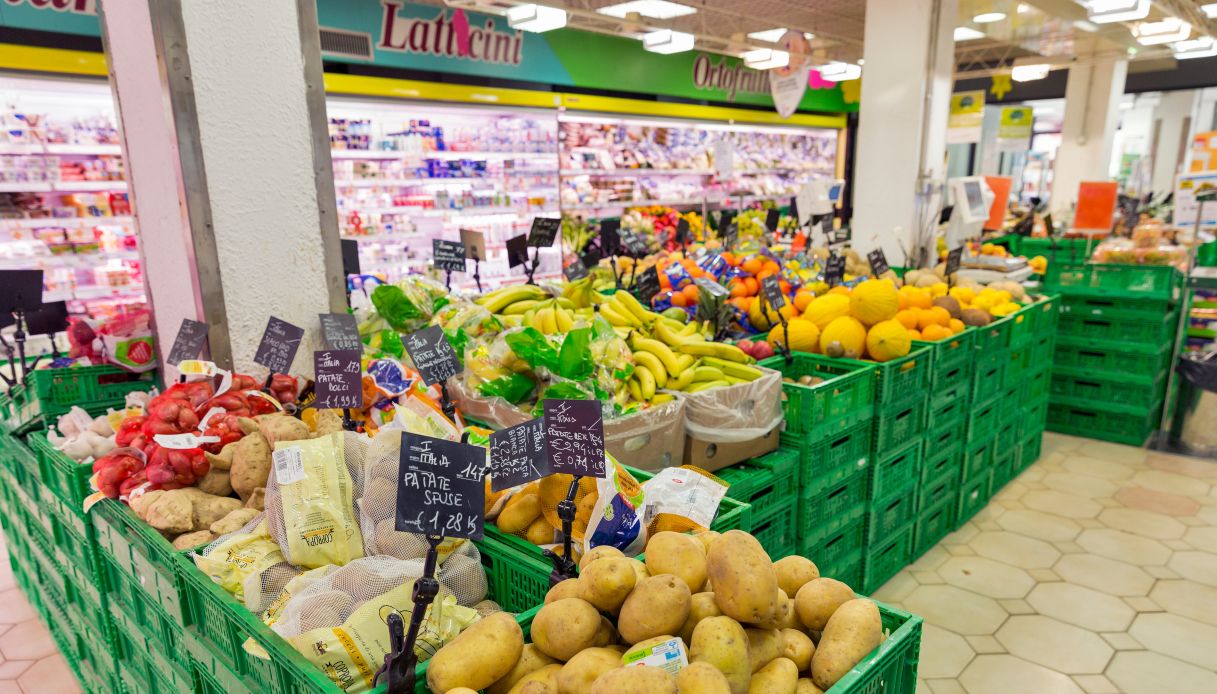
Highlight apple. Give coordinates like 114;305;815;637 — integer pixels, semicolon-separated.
751;341;775;360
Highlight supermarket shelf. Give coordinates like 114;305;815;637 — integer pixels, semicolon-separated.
0;180;127;193
0;142;121;155
0;181;51;192
342;204;559;217
343;231;428;243
332;148;557;161
336;176;557;187
45;285;145;302
563;197;709;211
0;215;135;228
330;149;410;160
561;168;713;177
0;250;140;269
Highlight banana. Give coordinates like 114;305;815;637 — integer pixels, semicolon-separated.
631;337;684;375
651;393;676;406
611;326;633;339
590;291;609;305
668;367;696;390
614;291;658;325
499;315;522;328
627;377;643;402
674;354;696;372
691;366;725;382
686;379;731;393
681;321;702;336
676;341;754;363
502;299;544;315
632;351;669;388
534;306;556;334
478;285;547;313
600;304;638;328
700;356;765;381
555;297;576;310
523;308;537;329
555;307;574;332
636;365;656;401
654;320;703;347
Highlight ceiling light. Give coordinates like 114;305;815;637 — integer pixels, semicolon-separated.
1132;17;1191;46
506;4;567;32
642;29;695;54
747;28;788;43
1011;63;1050;81
742;48;790;69
857;58;865;65
597;0;696;20
1073;20;1099;32
973;12;1007;23
1203;3;1217;19
954;26;986;41
1017;3;1032;12
1173;36;1217;60
819;62;862;81
1083;0;1150;24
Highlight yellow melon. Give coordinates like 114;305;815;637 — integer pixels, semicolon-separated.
748;296;795;331
803;294;851;331
866;320;912;362
850;279;900;326
819;316;867;359
768;319;821;353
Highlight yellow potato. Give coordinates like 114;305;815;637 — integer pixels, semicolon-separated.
811;599;882;691
756;589;795;630
546;578;582;604
487;644;560;694
645;531;708;592
498;493;542;533
446;689;478;694
773;556;820;598
689;616;751;694
625;557;649;585
427;612;523;693
618;574;692;644
578;544;624;571
588;665;676;693
556;647;623;694
675;661;732;694
748;657;798;694
526;517;555;545
781;629;815;672
696;531;720;554
508;664;562;694
578;557;638;612
746;628;783;673
680;592;723;644
533;598;603;661
593;616;618;647
794;578;855;632
707;531;779;625
796;678;825;694
576;492;597;524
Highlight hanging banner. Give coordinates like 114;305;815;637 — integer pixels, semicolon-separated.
997;106;1033;140
1176;173;1217;232
768;31;813;119
947;91;985;144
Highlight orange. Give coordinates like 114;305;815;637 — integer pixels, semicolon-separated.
897;291;909;311
907;329;922;340
670;292;688;307
949;318;965;334
921;324;951;341
793;290;815;312
901;287;932;310
682;284;700;303
742;257;763;275
729;279;747;298
762;261;781;276
744;277;759;295
916;309;939;331
895;308;920;330
721;252;738;267
658;272;672;291
927;306;951;326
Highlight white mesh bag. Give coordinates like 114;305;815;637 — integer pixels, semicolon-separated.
193;513;302;613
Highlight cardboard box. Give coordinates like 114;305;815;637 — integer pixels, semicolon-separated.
683;425;781;473
606;398;687;472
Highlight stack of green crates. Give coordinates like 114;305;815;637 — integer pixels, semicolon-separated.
1044;263;1181;446
0;364;158;432
718;447;800;559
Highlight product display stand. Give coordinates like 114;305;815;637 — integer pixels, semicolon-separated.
375;534;443;694
542;476;581;584
469;248;484;293
439;383;457;422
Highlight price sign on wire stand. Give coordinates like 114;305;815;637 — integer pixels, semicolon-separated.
599;218;621;257
404;325;461;387
544;399;606;477
253;316;303;375
825;255;846;287
528;216;562;248
761;275;786;309
765;208;780;234
313;349;362;409
634;266;661;304
867;249;890;278
946;246;964;286
432;239;467;273
489;418;550;492
564;256;589;281
319;313;360;351
506;234;530;268
167;319;208;366
396;432;486;540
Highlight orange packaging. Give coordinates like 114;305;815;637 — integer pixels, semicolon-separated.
1074;181;1119;232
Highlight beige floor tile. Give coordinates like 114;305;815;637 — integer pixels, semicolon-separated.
0;593;33;625
1178;515;1208;526
976;520;1000;531
938;556;1035;599
995;615;1113;674
903;585;1008;635
1042;472;1119;499
909;545;951;571
941;523;980;545
1096;497;1119;507
1144;566;1178;579
1053;541;1084;553
1042;432;1084;456
1149;580;1217;626
970;531;1061;569
1123;596;1162;612
1167;551;1217;588
1130;469;1211;498
0;660;33;679
994;509;1081;542
926;679;968;694
1062;456;1135;481
1083;441;1147;466
913;571;945;585
1023;490;1102;519
1106;650;1217;694
1163;539;1191;550
1146;452;1217;479
946;544;977;557
1023;480;1048;490
1054;554;1154;596
1072;674;1120;694
1097;508;1186;539
964;635;1005;654
919;624;975;679
1181;526;1217;552
1128;612;1217;671
0;621;55;661
1077;518;1103;528
1100;631;1142;650
998;598;1033;615
1026;583;1136;632
994;480;1028;500
1028;568;1062;582
0;681;21;694
958;654;1084;694
17;654;82;694
1075;528;1171;566
874;570;919;603
1113;486;1201;517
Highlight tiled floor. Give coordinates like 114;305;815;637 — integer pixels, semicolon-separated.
2;432;1217;693
874;432;1217;694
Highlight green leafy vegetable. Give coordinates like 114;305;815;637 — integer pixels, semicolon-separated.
371;284;424;331
477;373;536;404
556;327;593;381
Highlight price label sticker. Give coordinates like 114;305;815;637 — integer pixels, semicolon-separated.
396;432;486;540
825;255;846;287
544;399;606;477
432;239;467;273
404;325;461;387
489;418;550;492
761;275;785;309
313;349;362;410
867;249;890;278
528;216;561;248
319;313;361;351
564;257;589;281
506;234;530;268
272;446;307;485
253;316;304;375
167;319;208;366
694;277;730;298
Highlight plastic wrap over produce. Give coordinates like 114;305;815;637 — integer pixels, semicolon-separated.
682;366;783;442
604;396;687;471
448;375;532;429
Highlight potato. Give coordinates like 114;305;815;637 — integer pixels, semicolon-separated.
172;530;216;550
588;665;675;694
446;689;478;694
618;574;692;644
781;629;814;671
498;494;542;534
533;598;603;661
756;589;795;630
811;599;882;691
557;647;622;694
796;679;824;694
645;532;708;593
579;545;624;571
593;617;618;647
794;578;855;632
748;658;798;694
514;683;550;694
546;578;582;604
487;644;559;694
675;661;731;694
576;492;597;524
579;557;638;612
526;517;555;545
232;432;271;501
508;664;562;694
746;628;783;673
707;530;779;625
689;616;751;694
773;557;819;599
680;592;723;643
696;531;720;554
427;612;524;693
625;558;649;585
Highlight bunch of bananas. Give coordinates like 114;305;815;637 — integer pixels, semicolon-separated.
560;276;614;309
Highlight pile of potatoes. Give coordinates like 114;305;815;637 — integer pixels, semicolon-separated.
426;529;885;694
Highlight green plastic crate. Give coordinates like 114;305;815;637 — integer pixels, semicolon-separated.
1057;310;1178;350
873;395;927;452
760;352;876;438
1004;343;1033;389
0;384;38;433
927;396;967;441
718;446;799;521
92;499;190;624
1044;262;1182;302
992;447;1020;490
1060;294;1173;321
871;437;922;504
1034;294;1061;333
994;420;1020;458
963;436;994;482
965;399;1000;443
914;494;957;560
930;376;970;412
26;364;158;419
921;430;961;484
1019;431;1043;469
973;314;1013;354
1023;365;1051;403
790;418;873;493
833;600;923;694
1012;236;1096;262
839;345;933;405
1007;303;1039;348
802;514;866;575
914;328;976;388
998;385;1021;425
750;504;798;560
797;466;869;542
113;608;196;694
1046;400;1160;446
971;352;1006;406
957;470;993;524
1052;338;1172;379
1022;399;1048;439
27;430;94;513
863;523;914;594
918;468;960;515
1050;367;1168;415
98;550;192;679
868;489;918;545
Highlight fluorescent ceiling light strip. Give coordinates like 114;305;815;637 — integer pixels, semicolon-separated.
598;0;696;20
1173;36;1217;59
954;26;986;41
742;48;790;69
1086;0;1150;24
747;28;789;43
819;62;861;81
506;4;567;32
1011;63;1050;81
642;29;695;54
1203;3;1217;19
1132;17;1190;46
973;12;1006;23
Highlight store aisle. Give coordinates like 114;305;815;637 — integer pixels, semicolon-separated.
875;432;1217;694
0;536;82;694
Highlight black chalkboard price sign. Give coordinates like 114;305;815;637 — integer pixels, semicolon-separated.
599;218;621;257
313;349;362;409
761;275;785;309
396;432;486;540
563;256;589;281
253;316;304;375
634;266;661;304
543;399;606;477
722;222;739;251
867;249;890;278
432;239;467;272
765;208;780;234
825;255;846;287
506;234;530;269
489;418;550;492
319;313;361;351
946;246;964;277
528;216;561;248
167;319;208;366
675;218;690;244
404;325;461;387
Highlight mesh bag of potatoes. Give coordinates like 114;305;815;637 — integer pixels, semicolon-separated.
425;529;889;694
271;555;481;693
192;514;303;614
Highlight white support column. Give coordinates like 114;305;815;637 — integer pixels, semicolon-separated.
100;0;345;377
852;0;957;267
1051;58;1128;217
1151;90;1199;196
